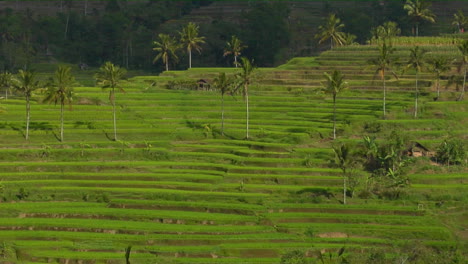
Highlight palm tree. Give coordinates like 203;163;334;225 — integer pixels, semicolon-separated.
452;10;467;33
403;0;436;37
0;71;13;99
234;57;255;139
456;40;468;101
427;57;451;101
406;46;427;118
368;42;398;119
371;21;401;43
213;72;234;136
153;33;179;72
315;14;346;49
12;70;40;140
179;22;205;69
333;143;351;205
95;62;127;141
223;35;247;68
44;66;75;142
322;70;348;139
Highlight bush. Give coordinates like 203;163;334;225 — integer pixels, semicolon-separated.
280;250;308;264
436;138;465;165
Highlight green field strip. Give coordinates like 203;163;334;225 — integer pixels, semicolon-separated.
110;198;266;212
2;206;258;223
41;186;269;199
0;218;275;234
268;212;439;226
0;230;300;242
0;172;224;183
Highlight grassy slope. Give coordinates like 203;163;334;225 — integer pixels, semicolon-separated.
0;43;466;263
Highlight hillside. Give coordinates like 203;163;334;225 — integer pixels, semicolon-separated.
0;36;466;263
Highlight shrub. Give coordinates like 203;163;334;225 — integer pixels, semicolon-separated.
280;250;308;264
436;138;466;165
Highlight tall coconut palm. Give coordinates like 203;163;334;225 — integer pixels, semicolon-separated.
333;143;351;205
406;46;427;118
12;70;40;140
0;71;13;99
368;42;398;119
456;40;468;101
322;70;348;140
44;66;75;142
427;57;451;101
153;33;179;72
223;35;247;68
179;22;205;69
213;72;235;135
452;10;467;33
95;62;126;141
234;57;255;139
403;0;436;37
315;14;346;49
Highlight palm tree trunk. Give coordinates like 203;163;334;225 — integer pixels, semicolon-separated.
25;95;30;140
60;102;64;142
414;71;418;118
221;93;225;136
165;60;168;72
383;74;386;119
416;24;419;37
234;56;238;68
436;77;440;100
333;95;336;139
111;88;117;141
343;169;346;205
189;47;192;69
459;68;466;101
245;84;249;139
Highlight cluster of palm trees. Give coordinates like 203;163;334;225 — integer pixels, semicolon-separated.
152;22;246;71
317;0;464;50
0;62;126;142
212;57;255;139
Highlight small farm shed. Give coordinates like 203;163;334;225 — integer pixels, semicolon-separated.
197;79;210;90
407;142;434;157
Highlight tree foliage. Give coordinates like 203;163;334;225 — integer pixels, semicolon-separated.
316;14;346;49
12;70;40;140
153;33;180;72
436;138;466;166
179;22;205;69
94;62;126;141
403;0;436;36
44;66;75;142
322;69;348;139
223;36;246;68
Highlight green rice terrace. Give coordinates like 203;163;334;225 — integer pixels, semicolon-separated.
0;40;467;263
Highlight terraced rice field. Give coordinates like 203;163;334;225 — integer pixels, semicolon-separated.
0;44;466;263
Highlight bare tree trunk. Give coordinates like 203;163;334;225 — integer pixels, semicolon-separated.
343;169;347;205
221;94;225;136
26;95;30;140
60;102;64;142
84;0;88;16
245;84;249;139
189;47;192;69
111;88;117;141
414;71;418;118
333;95;336;139
459;68;466;101
383;73;386;119
64;13;70;40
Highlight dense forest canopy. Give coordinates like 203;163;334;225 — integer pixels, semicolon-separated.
0;0;466;72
